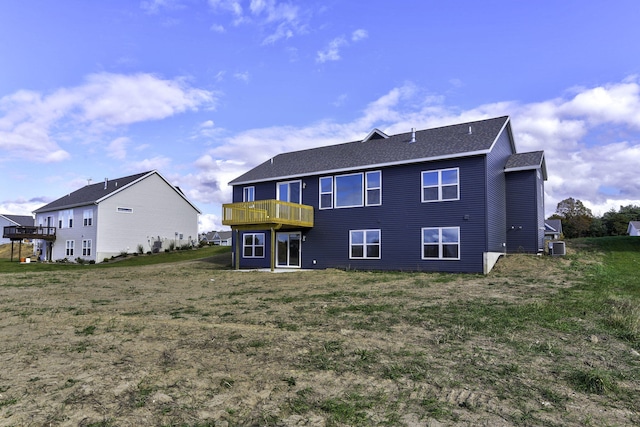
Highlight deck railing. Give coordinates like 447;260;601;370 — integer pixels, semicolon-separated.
222;200;314;228
2;225;57;241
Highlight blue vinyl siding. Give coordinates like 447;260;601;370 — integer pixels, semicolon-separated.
231;157;490;273
505;170;540;253
303;157;488;273
485;128;513;252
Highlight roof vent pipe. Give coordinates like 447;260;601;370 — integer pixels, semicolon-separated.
104;178;108;190
410;128;416;143
468;126;473;135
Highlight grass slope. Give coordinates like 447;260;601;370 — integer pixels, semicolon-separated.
0;238;638;426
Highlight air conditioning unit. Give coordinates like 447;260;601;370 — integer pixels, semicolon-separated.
551;241;566;256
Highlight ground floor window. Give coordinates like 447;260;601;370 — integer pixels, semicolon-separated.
422;227;460;260
65;240;75;257
349;229;381;259
82;239;92;256
243;233;265;258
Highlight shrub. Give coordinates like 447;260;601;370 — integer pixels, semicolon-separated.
137;244;144;254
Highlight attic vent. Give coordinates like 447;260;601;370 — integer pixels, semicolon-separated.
362;128;389;142
410;128;416;143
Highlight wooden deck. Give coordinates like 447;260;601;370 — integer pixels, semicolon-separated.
3;225;57;241
222;200;314;229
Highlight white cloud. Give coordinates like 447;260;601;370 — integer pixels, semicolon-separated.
209;0;304;44
107;137;130;160
316;36;347;63
208;0;243;17
351;29;368;42
140;0;183;14
210;23;226;32
233;71;251;83
317;29;368;63
190;77;640;220
127;155;172;172
0;72;215;163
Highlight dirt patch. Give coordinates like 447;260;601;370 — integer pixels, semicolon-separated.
0;249;638;426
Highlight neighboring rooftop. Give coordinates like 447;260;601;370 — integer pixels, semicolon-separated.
0;214;34;226
230;116;513;185
34;171;151;213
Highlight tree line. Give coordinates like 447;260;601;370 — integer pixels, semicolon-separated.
548;197;640;238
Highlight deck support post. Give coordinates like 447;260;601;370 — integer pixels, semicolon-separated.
270;227;275;272
234;229;240;270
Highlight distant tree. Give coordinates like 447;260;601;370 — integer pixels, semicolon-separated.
602;205;640;235
554;197;594;238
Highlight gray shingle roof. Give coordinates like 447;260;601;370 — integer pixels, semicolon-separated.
504;151;547;180
230;116;512;185
545;219;563;233
34;171;152;213
0;214;34;226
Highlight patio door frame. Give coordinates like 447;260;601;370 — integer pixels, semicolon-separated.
276;231;301;268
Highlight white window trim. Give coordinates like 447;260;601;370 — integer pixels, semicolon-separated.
243;232;265;258
243;186;255;202
349;229;381;260
83;209;93;227
65;240;75;257
365;170;382;206
82;239;92;256
277;180;303;204
319;176;333;210
421;167;460;203
421;227;460;260
335;173;364;209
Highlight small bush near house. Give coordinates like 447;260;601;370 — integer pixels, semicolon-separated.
137;244;144;254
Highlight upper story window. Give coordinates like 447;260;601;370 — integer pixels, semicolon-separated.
243;186;255;202
421;168;459;202
58;210;73;228
277;180;301;204
83;209;93;226
319;177;333;209
335;173;363;208
321;171;382;209
365;171;382;206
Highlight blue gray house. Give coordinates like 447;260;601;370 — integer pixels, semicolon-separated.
223;116;547;273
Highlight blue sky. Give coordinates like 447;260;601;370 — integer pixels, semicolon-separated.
2;0;640;232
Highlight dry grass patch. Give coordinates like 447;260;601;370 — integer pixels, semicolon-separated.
0;244;638;426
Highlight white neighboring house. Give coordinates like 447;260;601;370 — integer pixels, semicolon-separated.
1;214;35;244
628;221;640;236
33;170;201;262
201;230;232;246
